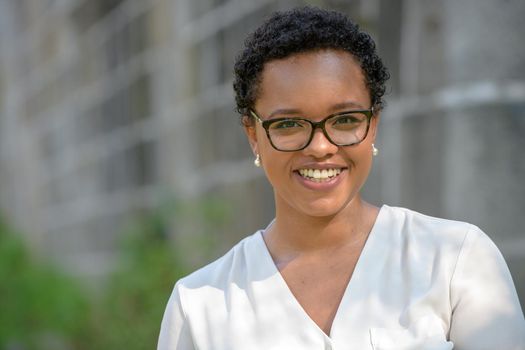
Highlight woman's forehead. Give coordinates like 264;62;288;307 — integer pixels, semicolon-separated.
256;50;369;111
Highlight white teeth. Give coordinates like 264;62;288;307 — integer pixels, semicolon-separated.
298;168;342;182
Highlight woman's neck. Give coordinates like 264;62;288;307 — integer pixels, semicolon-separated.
263;194;379;258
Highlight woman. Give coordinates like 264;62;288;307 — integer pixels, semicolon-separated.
158;7;525;349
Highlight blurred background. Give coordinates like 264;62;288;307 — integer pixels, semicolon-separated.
0;0;524;348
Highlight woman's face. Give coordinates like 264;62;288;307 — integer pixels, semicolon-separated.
244;49;379;218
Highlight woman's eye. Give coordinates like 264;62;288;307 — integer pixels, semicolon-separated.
272;120;303;129
333;115;360;125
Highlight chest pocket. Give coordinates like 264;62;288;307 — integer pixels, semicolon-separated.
370;315;454;350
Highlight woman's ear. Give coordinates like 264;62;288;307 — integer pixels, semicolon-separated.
369;111;381;142
242;116;258;155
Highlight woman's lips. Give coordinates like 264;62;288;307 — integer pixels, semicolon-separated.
297;168;342;182
293;167;347;190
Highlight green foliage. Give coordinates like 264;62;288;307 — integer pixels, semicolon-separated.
0;220;90;350
89;195;231;349
0;195;232;349
89;211;187;350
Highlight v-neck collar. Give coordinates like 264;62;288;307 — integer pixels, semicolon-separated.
254;205;388;340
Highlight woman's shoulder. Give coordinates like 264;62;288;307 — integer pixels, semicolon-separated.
175;230;266;291
380;204;485;244
376;204;499;267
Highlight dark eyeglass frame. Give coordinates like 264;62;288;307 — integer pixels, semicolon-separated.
248;107;375;152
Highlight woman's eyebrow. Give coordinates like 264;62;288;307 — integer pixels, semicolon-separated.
267;108;302;119
330;101;366;111
267;102;366;119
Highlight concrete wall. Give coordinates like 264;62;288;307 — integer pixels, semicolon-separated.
372;0;525;307
0;0;523;307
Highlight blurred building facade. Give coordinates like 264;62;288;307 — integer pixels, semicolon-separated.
0;0;524;302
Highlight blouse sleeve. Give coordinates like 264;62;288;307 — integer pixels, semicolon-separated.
157;282;195;350
449;226;525;350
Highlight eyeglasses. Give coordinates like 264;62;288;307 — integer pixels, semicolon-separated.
249;107;375;152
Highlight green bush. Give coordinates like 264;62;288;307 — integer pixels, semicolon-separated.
0;220;90;350
89;195;231;349
89;211;188;350
0;195;232;349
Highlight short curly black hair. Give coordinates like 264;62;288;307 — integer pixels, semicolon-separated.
233;6;389;121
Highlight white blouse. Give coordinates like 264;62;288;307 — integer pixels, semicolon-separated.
158;205;525;350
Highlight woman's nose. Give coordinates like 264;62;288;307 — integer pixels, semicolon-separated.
302;128;338;158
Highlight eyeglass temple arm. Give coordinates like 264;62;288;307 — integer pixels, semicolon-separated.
249;110;263;123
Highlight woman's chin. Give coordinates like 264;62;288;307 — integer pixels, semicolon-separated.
291;197;354;219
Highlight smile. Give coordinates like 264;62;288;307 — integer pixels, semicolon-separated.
297;168;342;182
